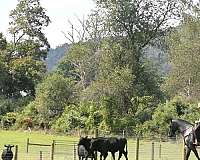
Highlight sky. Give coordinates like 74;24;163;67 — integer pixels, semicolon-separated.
0;0;95;48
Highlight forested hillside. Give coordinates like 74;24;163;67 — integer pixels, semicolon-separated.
1;0;200;137
46;44;69;71
46;43;168;74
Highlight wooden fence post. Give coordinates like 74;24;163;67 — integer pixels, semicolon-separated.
159;143;161;159
51;140;55;160
26;138;29;153
14;145;18;160
40;151;42;160
73;142;76;160
151;142;155;160
136;137;139;160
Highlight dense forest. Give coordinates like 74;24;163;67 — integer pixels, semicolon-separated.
1;0;200;137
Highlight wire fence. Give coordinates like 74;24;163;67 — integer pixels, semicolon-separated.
1;137;200;160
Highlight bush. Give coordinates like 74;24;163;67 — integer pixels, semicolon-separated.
1;112;18;129
14;102;38;129
52;105;82;133
142;96;198;136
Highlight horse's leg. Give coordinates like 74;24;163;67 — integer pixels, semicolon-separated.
185;147;191;160
191;146;200;160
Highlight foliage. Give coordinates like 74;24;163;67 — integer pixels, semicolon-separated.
57;42;98;89
0;33;7;50
141;96;197;136
4;0;51;98
1;112;18;129
1;0;200;136
34;73;75;125
52;105;82;133
9;0;50;49
0;97;15;116
164;16;200;101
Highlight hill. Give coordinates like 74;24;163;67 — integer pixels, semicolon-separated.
46;43;70;71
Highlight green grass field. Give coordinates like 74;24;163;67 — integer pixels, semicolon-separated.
0;130;199;160
0;130;78;160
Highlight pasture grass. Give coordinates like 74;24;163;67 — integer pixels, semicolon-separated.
0;130;78;160
0;130;199;160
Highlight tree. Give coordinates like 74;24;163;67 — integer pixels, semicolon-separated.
0;34;13;97
34;73;75;124
94;0;200;88
9;0;50;50
57;42;98;89
164;16;200;100
5;0;51;97
0;33;7;50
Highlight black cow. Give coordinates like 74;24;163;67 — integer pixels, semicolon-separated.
78;137;128;160
78;144;95;160
106;137;128;160
1;145;14;160
90;137;109;160
78;137;96;160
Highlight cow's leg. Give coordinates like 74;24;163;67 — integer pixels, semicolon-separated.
100;153;103;160
111;152;115;160
92;152;96;160
118;151;122;160
122;150;128;160
103;152;108;160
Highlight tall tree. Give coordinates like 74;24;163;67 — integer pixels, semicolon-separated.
5;0;51;98
9;0;50;51
164;16;200;100
94;0;199;86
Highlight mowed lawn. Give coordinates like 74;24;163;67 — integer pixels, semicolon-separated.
0;130;199;160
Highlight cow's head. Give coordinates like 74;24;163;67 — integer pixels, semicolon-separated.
4;145;14;151
78;136;91;151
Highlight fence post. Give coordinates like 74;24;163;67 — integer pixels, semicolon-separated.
73;142;76;160
14;145;18;160
51;140;55;160
40;151;42;160
26;138;29;153
159;143;161;159
151;142;154;160
136;137;139;160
